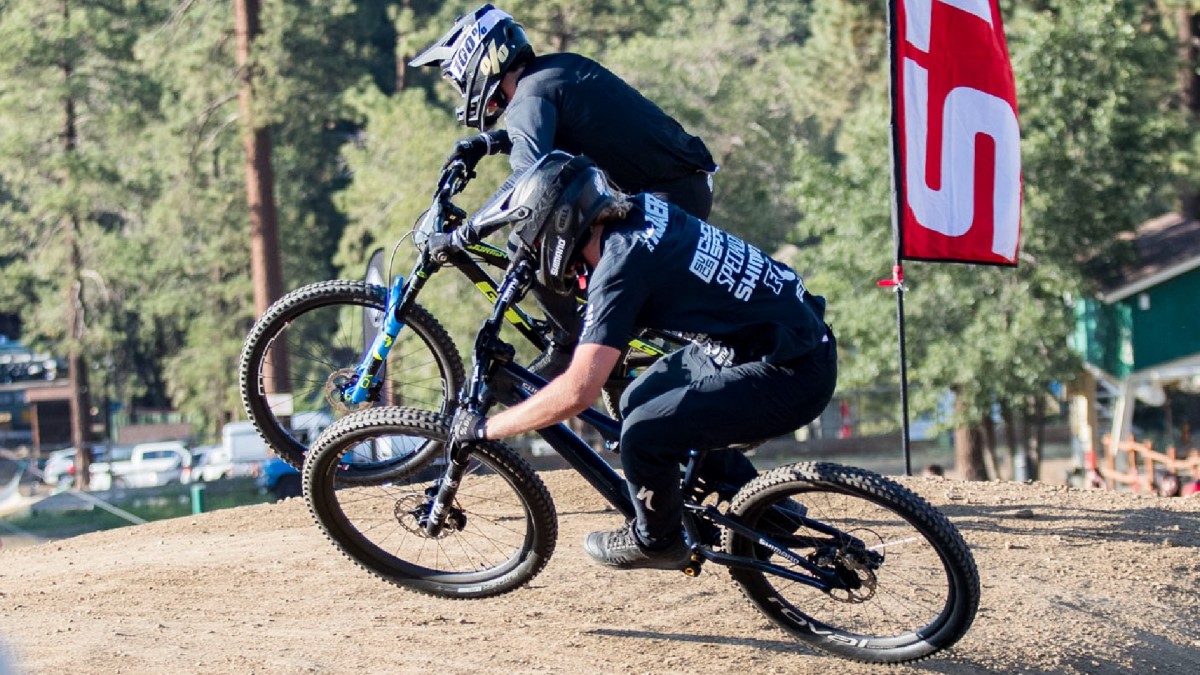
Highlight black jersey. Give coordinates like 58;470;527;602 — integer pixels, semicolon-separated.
580;195;828;364
504;53;716;193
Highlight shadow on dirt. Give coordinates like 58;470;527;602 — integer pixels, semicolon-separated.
586;627;819;655
587;626;1188;674
939;503;1200;548
585;628;1000;673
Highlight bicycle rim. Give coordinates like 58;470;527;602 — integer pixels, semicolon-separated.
304;407;557;598
724;462;979;664
239;281;464;478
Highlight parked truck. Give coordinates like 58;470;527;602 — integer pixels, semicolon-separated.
88;441;192;491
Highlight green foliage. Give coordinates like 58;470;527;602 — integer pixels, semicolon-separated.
603;0;815;250
0;0;1192;451
0;0;167;421
788;0;1183;430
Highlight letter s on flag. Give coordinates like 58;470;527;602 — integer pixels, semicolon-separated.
893;0;1022;266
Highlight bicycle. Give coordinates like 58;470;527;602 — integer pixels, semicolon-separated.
301;256;981;664
238;158;682;478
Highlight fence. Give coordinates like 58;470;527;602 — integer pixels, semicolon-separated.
1096;436;1200;493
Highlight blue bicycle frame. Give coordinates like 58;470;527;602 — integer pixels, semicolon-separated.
343;160;673;408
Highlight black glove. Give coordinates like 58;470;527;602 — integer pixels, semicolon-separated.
427;229;469;263
447;130;512;171
448;407;488;446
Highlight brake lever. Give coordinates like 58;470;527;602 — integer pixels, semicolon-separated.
439;160;473;197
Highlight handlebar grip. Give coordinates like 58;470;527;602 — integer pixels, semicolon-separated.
439;160;472;196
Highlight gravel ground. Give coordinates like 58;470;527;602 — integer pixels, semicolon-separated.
0;469;1197;674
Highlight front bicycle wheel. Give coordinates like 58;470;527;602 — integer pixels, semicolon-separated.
304;407;557;599
239;280;465;478
722;462;979;664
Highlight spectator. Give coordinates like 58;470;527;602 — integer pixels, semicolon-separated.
1181;478;1200;498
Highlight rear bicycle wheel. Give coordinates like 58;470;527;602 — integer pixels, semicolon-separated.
723;462;979;664
239;280;464;480
304;407;557;599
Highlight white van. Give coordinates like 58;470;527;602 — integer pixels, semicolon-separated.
200;413;332;481
194;422;271;481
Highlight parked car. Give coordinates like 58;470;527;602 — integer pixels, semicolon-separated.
256;457;301;501
180;445;220;484
41;446;109;486
89;441;192;490
40;448;77;486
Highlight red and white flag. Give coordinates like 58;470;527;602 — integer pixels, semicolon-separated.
891;0;1022;266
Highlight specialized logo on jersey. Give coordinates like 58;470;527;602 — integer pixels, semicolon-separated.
689;221;805;302
641;194;670;252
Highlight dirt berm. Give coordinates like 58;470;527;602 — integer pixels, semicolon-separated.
1;470;1196;674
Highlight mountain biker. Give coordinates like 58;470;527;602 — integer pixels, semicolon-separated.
445;152;837;570
410;4;717;378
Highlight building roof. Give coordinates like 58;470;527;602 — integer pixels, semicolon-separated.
1100;212;1200;302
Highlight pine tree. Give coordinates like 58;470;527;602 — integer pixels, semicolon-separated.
0;0;164;480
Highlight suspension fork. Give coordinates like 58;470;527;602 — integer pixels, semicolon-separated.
348;261;438;405
423;260;533;538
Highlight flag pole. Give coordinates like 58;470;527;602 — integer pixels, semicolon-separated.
884;0;913;476
878;267;913;476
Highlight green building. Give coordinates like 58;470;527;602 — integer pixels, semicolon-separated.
1071;212;1200;458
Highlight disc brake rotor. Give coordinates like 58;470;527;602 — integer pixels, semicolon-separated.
394;495;466;539
324;367;373;415
821;529;884;604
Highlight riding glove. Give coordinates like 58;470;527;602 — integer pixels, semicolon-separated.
448;408;488;445
447;130;512;171
427;229;470;263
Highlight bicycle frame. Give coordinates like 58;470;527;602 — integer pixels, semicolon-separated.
425;260;868;593
348;161;674;406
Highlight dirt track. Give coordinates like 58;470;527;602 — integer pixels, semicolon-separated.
0;470;1197;674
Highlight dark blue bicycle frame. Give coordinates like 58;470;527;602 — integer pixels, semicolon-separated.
460;279;864;594
487;361;866;591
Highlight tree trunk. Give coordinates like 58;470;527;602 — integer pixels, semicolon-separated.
1178;8;1200;219
1028;394;1045;482
66;222;92;489
981;412;999;480
1001;402;1019;481
1178;9;1200;114
953;394;988;481
67;349;92;489
236;0;289;393
63;0;92;489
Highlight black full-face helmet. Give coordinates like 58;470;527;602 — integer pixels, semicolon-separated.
471;151;615;296
409;5;534;130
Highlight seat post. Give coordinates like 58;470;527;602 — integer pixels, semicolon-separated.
680;448;707;496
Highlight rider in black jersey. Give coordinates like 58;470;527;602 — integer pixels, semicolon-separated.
411;4;717;377
446;152;838;570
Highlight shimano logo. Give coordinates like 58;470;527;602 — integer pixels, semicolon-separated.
549;237;568;274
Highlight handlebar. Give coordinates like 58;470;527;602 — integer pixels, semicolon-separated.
416;160;472;246
436;160;471;203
